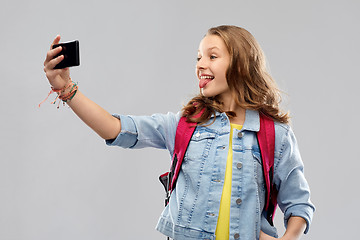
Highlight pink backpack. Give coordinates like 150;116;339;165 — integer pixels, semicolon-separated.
159;113;278;225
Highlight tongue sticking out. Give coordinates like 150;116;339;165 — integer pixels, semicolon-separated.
199;78;212;88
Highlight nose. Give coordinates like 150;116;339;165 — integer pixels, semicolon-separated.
196;57;207;71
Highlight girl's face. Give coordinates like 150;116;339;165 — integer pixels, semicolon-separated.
196;34;231;100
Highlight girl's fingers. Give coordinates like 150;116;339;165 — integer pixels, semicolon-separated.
43;35;70;88
50;35;61;50
44;35;62;66
259;231;276;240
46;54;64;70
44;46;62;65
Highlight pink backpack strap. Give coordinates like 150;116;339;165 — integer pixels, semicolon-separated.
257;113;277;224
169;110;203;192
168;117;197;192
158;110;203;206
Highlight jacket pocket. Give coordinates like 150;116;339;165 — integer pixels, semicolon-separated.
184;129;216;163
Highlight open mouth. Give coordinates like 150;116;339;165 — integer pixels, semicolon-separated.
199;75;214;88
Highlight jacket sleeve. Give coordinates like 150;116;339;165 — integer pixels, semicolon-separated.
273;125;315;234
105;112;181;154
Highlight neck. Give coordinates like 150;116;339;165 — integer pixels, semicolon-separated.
219;94;246;125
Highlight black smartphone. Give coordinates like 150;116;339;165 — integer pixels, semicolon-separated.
52;40;80;69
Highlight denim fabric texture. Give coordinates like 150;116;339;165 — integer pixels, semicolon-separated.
106;110;315;240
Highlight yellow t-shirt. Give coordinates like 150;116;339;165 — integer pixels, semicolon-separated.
215;123;243;240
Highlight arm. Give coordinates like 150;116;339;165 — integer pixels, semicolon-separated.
274;126;315;233
43;35;120;140
66;91;121;140
281;216;306;239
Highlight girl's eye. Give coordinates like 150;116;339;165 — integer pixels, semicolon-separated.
210;55;217;59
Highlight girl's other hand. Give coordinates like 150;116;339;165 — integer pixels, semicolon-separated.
259;231;278;240
43;35;70;89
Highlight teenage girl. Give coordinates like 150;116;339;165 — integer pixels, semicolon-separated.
43;25;315;240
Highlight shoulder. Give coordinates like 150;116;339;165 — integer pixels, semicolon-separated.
273;121;296;156
274;121;290;138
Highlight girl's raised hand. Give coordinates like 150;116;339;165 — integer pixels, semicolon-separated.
43;35;70;89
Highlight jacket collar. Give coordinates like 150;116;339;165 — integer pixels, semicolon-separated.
211;109;260;132
242;109;260;132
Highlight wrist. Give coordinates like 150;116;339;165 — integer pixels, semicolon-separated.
54;80;72;96
58;80;78;102
39;78;78;108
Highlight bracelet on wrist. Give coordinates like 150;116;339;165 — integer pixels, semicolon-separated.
39;78;79;108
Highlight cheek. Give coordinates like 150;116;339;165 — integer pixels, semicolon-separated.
219;77;229;88
217;65;229;82
217;62;229;76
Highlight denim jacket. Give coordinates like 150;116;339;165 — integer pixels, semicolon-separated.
106;110;315;240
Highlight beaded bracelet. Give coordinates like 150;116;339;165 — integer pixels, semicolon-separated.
39;79;78;108
59;82;78;102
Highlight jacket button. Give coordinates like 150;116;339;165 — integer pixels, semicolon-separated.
234;233;240;239
236;163;242;169
237;132;243;138
236;198;242;205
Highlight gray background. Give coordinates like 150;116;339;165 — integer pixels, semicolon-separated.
0;0;358;239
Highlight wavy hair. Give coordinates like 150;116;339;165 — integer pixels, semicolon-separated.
182;25;290;124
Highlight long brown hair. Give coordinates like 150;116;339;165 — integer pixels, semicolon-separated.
182;25;290;124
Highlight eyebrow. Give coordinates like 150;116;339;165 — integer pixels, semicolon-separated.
197;46;220;52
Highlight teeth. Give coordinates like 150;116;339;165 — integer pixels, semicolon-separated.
200;75;214;79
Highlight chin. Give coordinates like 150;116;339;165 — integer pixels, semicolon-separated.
201;89;211;97
201;89;218;98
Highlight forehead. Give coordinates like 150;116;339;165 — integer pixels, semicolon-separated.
198;34;227;52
